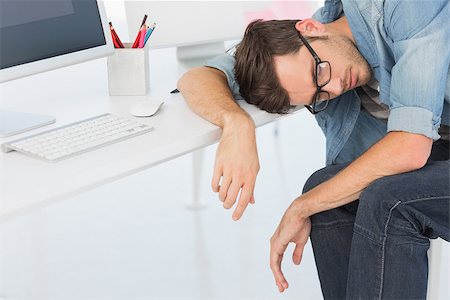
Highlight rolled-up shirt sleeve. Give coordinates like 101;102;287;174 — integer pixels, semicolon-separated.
205;53;244;101
387;0;450;140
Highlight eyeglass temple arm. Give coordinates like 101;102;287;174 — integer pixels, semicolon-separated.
297;32;321;62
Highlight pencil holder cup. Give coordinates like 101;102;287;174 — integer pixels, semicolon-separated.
107;43;149;96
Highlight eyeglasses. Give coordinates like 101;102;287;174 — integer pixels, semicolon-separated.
297;32;331;114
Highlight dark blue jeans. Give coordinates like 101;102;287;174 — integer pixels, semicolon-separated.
304;141;449;299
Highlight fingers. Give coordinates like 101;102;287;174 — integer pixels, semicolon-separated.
270;236;289;293
211;164;222;193
223;181;241;209
232;184;255;221
211;152;258;219
218;176;232;202
212;165;256;219
213;172;255;219
292;243;305;265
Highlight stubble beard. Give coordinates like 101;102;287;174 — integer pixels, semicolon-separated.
330;35;373;86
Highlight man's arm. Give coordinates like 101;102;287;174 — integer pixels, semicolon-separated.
297;131;432;217
178;67;249;129
177;66;260;220
269;131;433;292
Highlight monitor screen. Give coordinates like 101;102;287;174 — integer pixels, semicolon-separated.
0;0;106;70
0;0;113;137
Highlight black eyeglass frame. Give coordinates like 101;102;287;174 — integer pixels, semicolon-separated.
297;32;331;114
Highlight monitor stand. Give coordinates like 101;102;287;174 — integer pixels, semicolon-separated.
0;110;55;138
176;41;227;69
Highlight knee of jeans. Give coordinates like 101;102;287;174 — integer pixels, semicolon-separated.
310;206;357;228
359;178;438;242
359;176;400;213
302;170;325;194
356;177;412;238
302;163;349;194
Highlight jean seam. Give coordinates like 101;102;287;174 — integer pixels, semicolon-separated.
395;241;429;246
401;195;449;205
312;220;355;230
379;200;402;300
353;224;382;245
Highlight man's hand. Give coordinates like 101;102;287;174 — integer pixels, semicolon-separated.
270;200;311;293
178;67;261;220
212;115;259;220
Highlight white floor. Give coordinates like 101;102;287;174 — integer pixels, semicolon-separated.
1;110;448;300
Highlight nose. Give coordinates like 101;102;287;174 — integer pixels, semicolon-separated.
322;77;344;98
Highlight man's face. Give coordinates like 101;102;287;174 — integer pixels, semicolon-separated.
274;34;372;106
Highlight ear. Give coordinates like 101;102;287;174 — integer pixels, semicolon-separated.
295;19;327;37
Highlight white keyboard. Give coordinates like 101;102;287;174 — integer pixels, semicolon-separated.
1;114;154;162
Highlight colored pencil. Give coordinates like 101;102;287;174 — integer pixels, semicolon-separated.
109;22;124;48
132;25;144;48
140;14;148;27
138;25;147;48
143;23;156;46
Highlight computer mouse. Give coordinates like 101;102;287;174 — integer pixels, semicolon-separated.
130;100;164;117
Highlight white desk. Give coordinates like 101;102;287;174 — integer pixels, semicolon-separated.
0;48;292;221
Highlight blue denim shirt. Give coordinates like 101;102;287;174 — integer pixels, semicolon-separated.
206;0;450;165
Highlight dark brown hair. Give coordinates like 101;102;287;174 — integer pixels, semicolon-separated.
234;19;314;114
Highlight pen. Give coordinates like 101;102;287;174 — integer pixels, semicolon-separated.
138;25;147;48
143;22;156;46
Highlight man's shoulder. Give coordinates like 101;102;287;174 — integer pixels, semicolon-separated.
312;0;344;23
382;0;448;41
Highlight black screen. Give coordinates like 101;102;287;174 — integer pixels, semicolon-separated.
0;0;106;69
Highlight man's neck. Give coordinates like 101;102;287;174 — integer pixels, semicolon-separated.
327;16;355;43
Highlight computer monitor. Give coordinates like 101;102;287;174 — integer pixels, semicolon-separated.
124;1;322;67
0;0;114;137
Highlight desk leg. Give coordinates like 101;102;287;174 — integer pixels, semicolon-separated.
273;121;280;137
186;148;207;210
